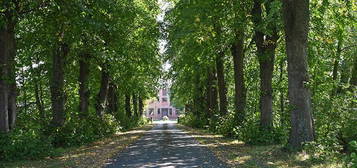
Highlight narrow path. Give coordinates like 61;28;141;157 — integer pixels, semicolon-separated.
105;121;228;168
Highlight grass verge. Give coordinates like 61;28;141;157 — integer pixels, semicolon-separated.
0;124;153;168
177;124;343;168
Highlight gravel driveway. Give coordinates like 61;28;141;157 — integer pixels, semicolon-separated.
104;121;228;168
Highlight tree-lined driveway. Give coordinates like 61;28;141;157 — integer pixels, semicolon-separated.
105;121;228;168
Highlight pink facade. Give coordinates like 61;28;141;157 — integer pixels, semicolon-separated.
146;89;178;120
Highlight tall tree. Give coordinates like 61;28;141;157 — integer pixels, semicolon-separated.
78;52;90;118
231;32;246;123
282;0;314;149
125;94;131;118
215;52;228;115
0;5;17;133
205;67;218;120
132;94;138;117
138;96;144;116
252;0;279;129
96;68;110;117
50;40;68;128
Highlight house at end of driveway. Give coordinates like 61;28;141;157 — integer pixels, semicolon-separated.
145;88;178;120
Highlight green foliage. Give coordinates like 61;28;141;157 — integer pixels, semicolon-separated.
117;115;150;131
212;113;287;145
178;114;206;128
50;114;120;147
0;129;55;161
347;141;357;167
167;0;356;165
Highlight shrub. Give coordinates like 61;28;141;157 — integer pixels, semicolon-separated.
51;113;120;147
0;128;55;161
179;113;206;128
346;141;357;168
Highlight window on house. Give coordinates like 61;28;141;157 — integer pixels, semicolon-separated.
162;98;167;102
157;108;160;114
162;89;167;96
149;108;154;115
169;108;172;115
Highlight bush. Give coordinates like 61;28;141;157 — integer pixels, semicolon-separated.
230;121;287;145
178;113;206;128
119;115;149;130
0;128;55;161
213;113;235;137
346;141;357;168
51;114;120;147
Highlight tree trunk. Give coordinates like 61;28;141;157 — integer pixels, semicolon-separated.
258;48;276;128
107;83;118;114
50;42;69;128
215;52;228;115
0;25;9;132
125;94;131;118
283;0;314;149
206;68;218;120
138;96;144;116
78;52;90;118
252;0;279;129
96;69;109;117
0;19;16;132
132;94;138;117
231;33;246;123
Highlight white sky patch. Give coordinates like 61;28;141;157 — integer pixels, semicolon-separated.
157;0;172;71
157;0;173;87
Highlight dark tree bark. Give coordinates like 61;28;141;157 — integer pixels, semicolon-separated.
107;83;118;114
50;42;69;128
96;69;109;117
206;67;218;120
252;0;279;129
125;94;131;118
215;52;228;115
138;96;144;116
8;83;16;130
231;33;246;123
0;17;16;133
0;26;9;131
132;94;138;117
193;72;205;119
283;0;314;149
78;52;90;118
